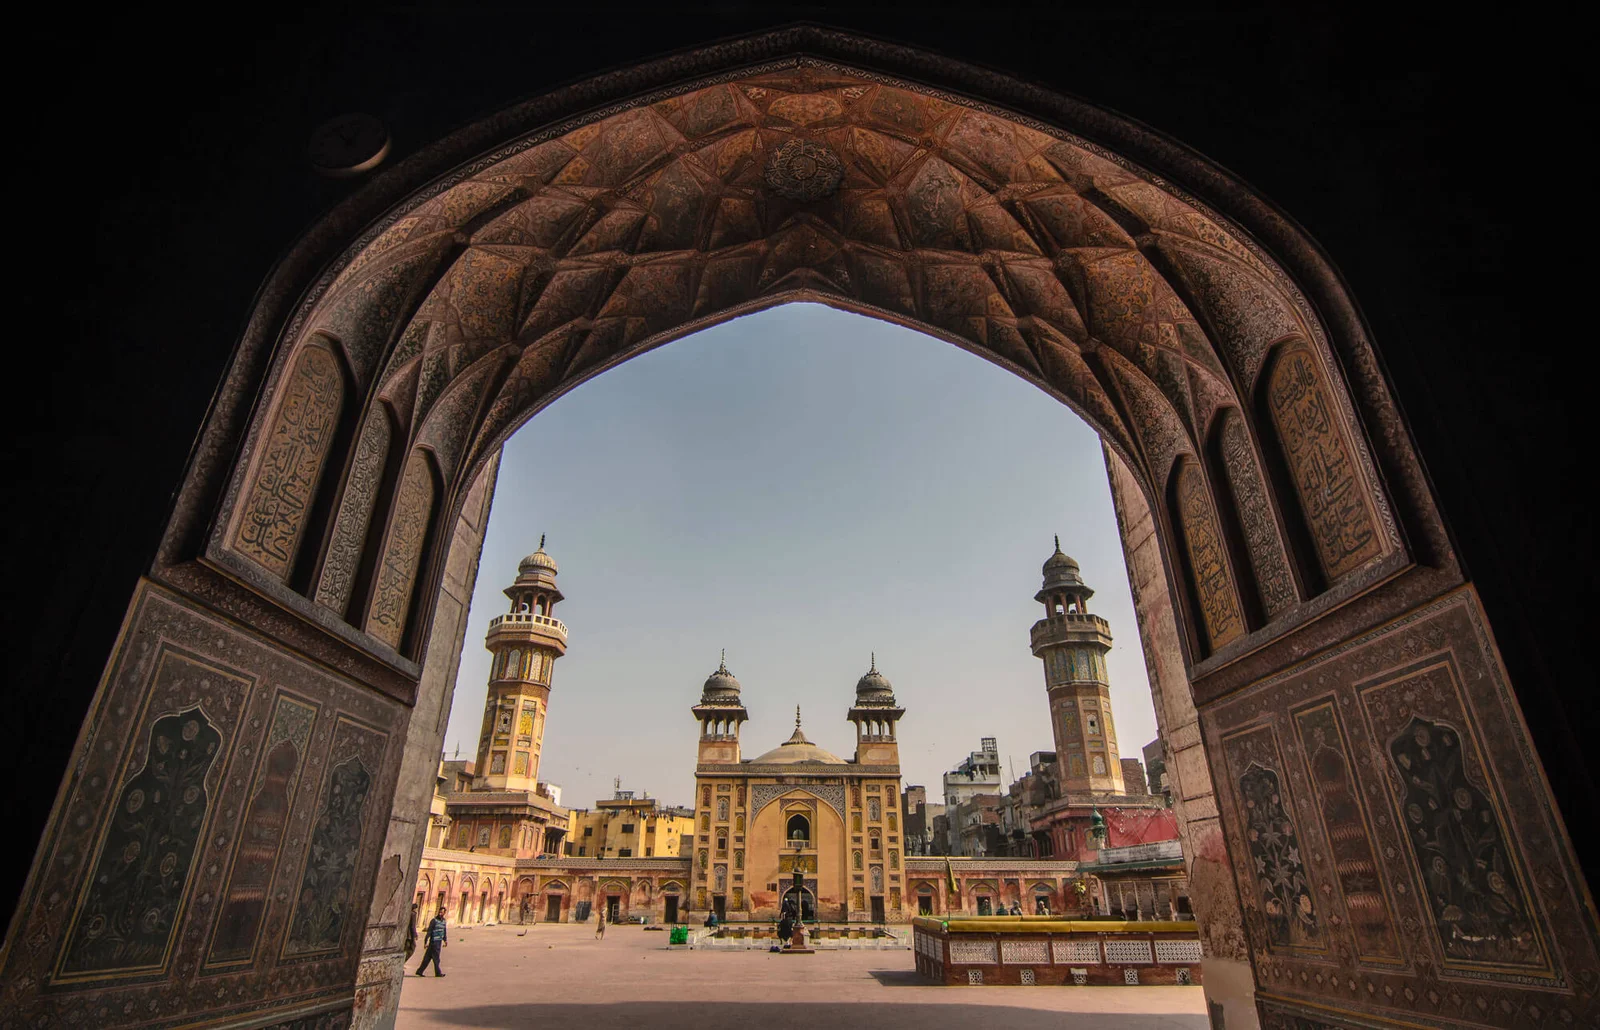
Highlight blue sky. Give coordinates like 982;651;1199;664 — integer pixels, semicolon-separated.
443;303;1158;808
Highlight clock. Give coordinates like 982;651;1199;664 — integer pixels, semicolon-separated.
307;113;391;178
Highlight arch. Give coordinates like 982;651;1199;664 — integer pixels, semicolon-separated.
785;813;810;842
8;26;1589;1030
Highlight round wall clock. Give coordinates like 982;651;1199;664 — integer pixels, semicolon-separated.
308;113;391;177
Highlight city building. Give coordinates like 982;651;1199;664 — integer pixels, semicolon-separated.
939;736;1002;854
1142;738;1170;803
900;785;943;856
566;786;694;858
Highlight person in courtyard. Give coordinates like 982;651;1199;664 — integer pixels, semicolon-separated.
595;912;606;939
704;911;718;929
1009;901;1022;915
404;903;418;961
777;911;794;948
415;906;447;976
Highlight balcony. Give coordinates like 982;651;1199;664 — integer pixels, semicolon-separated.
487;611;568;641
1029;612;1111;650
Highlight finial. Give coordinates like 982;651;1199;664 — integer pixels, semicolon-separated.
795;705;802;729
1054;534;1061;552
870;651;877;673
539;533;545;550
719;648;727;672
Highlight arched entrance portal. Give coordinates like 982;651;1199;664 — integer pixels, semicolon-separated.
4;28;1593;1030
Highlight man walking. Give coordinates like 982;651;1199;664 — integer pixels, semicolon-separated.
415;906;448;976
594;912;606;940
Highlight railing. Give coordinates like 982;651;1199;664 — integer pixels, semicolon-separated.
488;612;568;639
1029;614;1110;648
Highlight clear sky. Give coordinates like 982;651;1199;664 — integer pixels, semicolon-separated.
442;303;1158;810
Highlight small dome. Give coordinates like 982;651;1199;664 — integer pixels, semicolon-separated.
1043;535;1080;576
519;534;558;575
701;652;741;699
855;653;895;700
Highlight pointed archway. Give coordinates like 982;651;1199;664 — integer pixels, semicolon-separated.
5;27;1593;1030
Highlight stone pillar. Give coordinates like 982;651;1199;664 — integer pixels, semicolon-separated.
352;453;501;1030
1104;444;1257;1028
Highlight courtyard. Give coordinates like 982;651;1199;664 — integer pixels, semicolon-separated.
395;922;1210;1029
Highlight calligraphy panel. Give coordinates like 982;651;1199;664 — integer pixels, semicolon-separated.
1175;463;1246;651
365;450;435;649
1217;411;1296;616
314;405;390;615
1264;343;1383;582
1290;701;1401;964
234;343;344;578
206;693;319;968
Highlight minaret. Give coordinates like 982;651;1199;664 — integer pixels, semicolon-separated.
692;651;748;764
848;654;904;766
475;536;568;791
1029;538;1125;793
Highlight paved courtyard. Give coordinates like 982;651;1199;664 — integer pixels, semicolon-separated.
396;923;1210;1029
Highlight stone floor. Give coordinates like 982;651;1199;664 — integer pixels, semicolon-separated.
396;922;1209;1029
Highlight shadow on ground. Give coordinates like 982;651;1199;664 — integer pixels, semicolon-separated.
408;1001;1207;1029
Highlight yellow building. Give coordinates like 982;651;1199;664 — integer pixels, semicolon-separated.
567;789;695;858
689;654;908;923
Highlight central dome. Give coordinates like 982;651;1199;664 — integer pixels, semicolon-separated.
749;707;845;765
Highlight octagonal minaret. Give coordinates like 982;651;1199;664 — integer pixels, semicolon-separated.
692;651;749;765
475;536;568;791
1029;537;1124;794
847;654;905;767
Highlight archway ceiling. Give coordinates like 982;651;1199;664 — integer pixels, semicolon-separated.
309;67;1316;496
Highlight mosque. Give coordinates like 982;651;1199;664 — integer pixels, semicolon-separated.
412;541;1161;928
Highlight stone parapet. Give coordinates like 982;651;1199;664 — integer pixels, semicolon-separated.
912;916;1204;987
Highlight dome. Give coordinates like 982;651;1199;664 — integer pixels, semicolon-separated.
701;652;741;699
519;534;558;575
854;653;895;701
1043;535;1080;576
749;708;846;765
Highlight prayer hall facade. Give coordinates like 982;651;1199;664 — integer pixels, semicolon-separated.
412;545;1196;928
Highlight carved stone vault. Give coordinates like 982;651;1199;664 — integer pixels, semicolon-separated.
5;31;1594;1030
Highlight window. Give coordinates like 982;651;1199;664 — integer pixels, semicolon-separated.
645;847;653;857
716;836;727;855
870;834;881;853
578;846;587;856
618;848;632;857
786;814;811;842
1087;715;1100;735
621;823;635;834
584;826;593;837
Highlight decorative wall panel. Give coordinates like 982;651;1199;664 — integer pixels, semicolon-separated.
1175;463;1245;651
948;940;998;964
1001;940;1049;964
1053;939;1101;964
2;582;407;1028
1220;726;1323;953
234;344;344;579
1290;701;1401;964
1206;589;1596;1028
207;694;320;968
750;783;845;821
365;451;435;649
1264;344;1383;582
1104;940;1154;964
283;717;389;958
